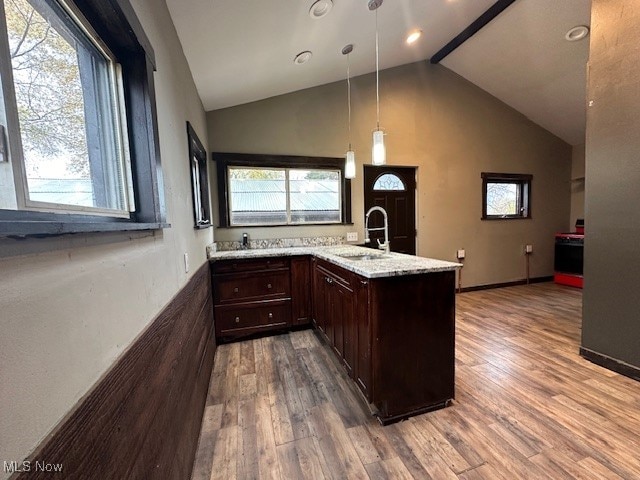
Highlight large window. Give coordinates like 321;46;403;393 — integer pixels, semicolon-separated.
228;167;341;226
215;153;351;227
0;0;165;236
481;172;532;220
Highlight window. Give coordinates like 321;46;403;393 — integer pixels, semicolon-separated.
0;0;165;236
481;172;532;219
373;173;405;191
215;153;352;227
187;122;210;228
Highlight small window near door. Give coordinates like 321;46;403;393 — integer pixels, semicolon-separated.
481;172;532;219
373;173;405;191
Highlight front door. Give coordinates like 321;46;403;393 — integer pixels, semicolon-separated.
364;166;416;255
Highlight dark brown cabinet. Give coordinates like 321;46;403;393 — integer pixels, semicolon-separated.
211;258;292;341
211;256;314;341
312;259;358;381
312;258;455;425
291;256;312;325
369;271;455;424
212;253;455;424
355;276;371;400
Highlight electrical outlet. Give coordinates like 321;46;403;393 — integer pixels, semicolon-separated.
525;244;533;254
457;249;465;260
346;232;358;242
184;253;189;273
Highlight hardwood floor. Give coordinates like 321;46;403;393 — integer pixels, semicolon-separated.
191;283;640;479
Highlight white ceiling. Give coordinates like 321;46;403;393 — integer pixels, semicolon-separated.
166;0;591;145
442;0;591;145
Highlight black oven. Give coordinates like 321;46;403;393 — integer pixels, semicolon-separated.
554;234;584;275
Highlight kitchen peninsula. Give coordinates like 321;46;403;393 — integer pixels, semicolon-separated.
209;245;460;424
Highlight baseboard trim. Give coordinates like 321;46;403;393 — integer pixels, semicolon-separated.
579;347;640;382
16;262;215;480
459;276;553;293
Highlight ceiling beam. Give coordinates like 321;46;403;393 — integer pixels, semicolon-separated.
430;0;518;64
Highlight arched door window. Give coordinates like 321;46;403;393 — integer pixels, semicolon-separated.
373;173;406;191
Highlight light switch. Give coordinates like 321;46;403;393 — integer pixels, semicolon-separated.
346;232;358;242
456;249;465;260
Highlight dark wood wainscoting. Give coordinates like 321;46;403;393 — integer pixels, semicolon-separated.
18;262;215;480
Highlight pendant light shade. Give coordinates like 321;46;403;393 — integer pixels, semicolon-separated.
372;129;386;166
342;44;356;179
370;0;386;166
345;150;356;178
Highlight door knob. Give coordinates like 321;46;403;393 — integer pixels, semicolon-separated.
235;316;240;323
234;287;239;293
267;283;272;289
268;313;273;319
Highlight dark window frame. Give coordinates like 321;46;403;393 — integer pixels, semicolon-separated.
481;172;532;220
187;122;211;229
214;152;352;228
0;0;167;238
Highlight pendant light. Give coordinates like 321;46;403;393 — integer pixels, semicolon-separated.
369;0;386;166
342;44;356;179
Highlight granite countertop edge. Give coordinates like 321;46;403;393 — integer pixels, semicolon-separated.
207;245;462;279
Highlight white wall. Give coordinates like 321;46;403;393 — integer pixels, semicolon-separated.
0;0;212;473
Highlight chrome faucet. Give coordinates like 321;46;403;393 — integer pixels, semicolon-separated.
364;206;390;254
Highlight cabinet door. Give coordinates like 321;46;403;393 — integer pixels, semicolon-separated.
329;280;344;359
291;256;312;325
338;281;356;378
312;262;327;334
356;278;371;401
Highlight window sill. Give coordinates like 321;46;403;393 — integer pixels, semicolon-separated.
0;220;170;238
217;222;354;229
481;216;531;221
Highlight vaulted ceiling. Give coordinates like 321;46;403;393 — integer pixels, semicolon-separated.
166;0;591;145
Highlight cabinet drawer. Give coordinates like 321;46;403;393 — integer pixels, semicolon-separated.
315;260;353;289
212;258;289;274
213;270;290;304
215;302;290;336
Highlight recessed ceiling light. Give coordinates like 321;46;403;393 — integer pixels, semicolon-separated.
309;0;333;19
406;29;423;45
565;25;589;42
294;51;313;65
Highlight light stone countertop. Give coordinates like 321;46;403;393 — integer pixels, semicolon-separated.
208;244;461;279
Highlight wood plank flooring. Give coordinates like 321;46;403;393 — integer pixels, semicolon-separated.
191;283;640;479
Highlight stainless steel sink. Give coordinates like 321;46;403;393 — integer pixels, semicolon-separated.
338;253;387;261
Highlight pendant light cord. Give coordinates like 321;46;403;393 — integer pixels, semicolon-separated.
375;7;380;129
347;53;352;150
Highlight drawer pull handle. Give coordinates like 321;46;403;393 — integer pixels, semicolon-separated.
267;283;272;289
234;287;239;293
235;316;240;323
268;313;273;319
